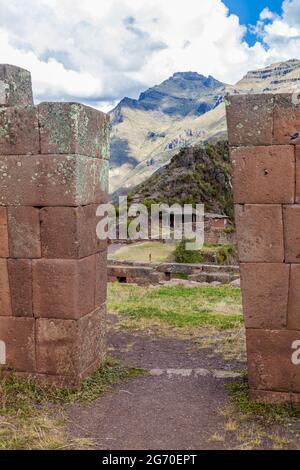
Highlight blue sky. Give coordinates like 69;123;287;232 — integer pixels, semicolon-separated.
224;0;283;44
0;0;299;110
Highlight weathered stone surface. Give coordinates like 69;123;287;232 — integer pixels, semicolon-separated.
235;204;284;262
7;206;41;258
7;259;32;317
0;317;35;372
246;329;300;393
0;106;40;155
273;93;300;145
249;389;300;404
295;147;300;203
40;205;106;259
0;207;9;257
283;205;300;262
95;251;107;306
38;102;110;159
287;265;300;330
0;154;106;206
0;259;12;316
36;306;106;377
33;256;96;319
226;94;274;146
231;146;295;204
240;263;289;328
0;64;33;107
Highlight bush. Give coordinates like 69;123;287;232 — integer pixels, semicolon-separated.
215;245;235;265
174;239;204;264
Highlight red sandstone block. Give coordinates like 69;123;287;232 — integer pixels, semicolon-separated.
0;106;40;155
33;256;96;319
36;305;106;376
40;205;106;259
226;94;274;146
0;154;106;206
235;204;284;262
95;251;107;307
246;329;300;393
7;259;32;317
240;263;289;328
287;265;300;330
0;259;12;316
0;64;33;107
38;102;110;159
231;146;295;204
273;94;300;145
283;205;300;262
0;317;35;372
7;207;41;258
249;389;298;404
295;147;300;203
0;207;9;257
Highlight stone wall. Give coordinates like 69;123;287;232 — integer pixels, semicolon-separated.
0;65;109;387
226;93;300;403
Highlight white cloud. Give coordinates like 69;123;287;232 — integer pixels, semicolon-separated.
0;0;299;111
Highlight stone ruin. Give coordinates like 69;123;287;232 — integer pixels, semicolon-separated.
0;64;109;386
226;93;300;403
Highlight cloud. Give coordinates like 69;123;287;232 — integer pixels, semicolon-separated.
0;0;299;111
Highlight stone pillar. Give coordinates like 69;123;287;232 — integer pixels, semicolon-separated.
0;65;109;387
226;93;300;403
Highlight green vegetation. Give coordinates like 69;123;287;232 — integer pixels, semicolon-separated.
108;283;243;330
0;359;144;450
227;373;300;424
129;141;233;220
174;240;235;265
174;238;204;263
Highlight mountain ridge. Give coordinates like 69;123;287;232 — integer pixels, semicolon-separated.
110;59;300;193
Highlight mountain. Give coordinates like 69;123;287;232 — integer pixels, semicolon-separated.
110;59;300;193
128;141;233;219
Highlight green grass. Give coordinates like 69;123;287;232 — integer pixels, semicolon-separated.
227;372;300;425
108;283;243;330
109;241;176;263
0;359;144;450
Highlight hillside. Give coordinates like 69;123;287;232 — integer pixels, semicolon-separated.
110;59;300;193
128;141;233;220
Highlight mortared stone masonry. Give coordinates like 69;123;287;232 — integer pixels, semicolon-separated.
0;64;109;386
226;92;300;403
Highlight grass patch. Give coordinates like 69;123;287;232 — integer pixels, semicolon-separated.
108;283;243;331
109;241;176;263
226;372;300;425
0;359;145;450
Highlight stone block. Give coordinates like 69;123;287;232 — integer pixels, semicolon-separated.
287;264;300;330
0;259;12;316
36;305;106;377
40;205;106;259
0;154;107;206
0;106;40;155
231;146;295;204
240;263;289;328
273;93;300;145
38;102;109;159
7;206;41;258
283;205;300;262
95;251;107;306
226;94;274;146
246;329;300;393
0;317;35;372
33;256;96;319
0;64;33;107
295;147;300;203
235;204;284;262
0;207;8;257
7;259;32;317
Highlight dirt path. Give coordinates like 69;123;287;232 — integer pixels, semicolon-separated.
66;324;246;450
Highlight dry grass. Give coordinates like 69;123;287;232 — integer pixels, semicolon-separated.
109;241;176;263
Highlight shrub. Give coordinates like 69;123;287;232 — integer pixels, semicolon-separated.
174;239;203;264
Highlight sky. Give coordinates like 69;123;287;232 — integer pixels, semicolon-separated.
0;0;300;112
